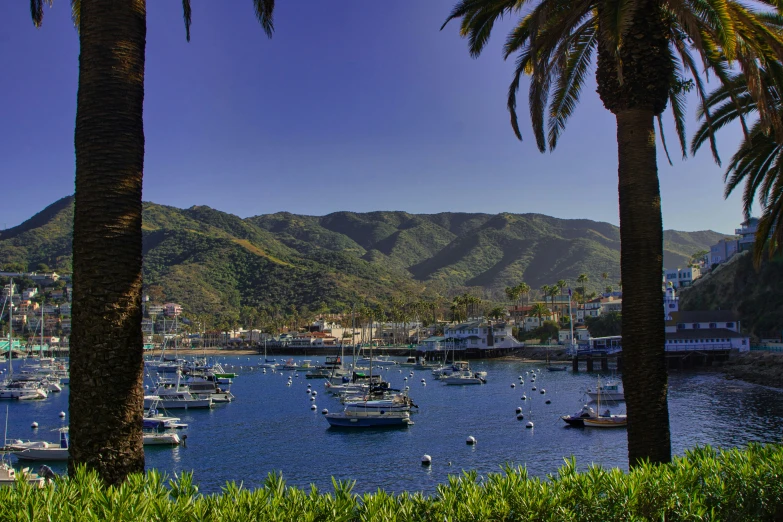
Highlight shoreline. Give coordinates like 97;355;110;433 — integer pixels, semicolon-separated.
142;347;783;390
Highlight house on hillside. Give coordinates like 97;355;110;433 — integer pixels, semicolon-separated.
558;326;590;344
663;266;701;289
665;310;749;352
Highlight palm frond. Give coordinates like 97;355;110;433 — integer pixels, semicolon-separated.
658;114;674;165
30;0;52;28
548;17;597;149
183;0;192;42
71;0;80;31
254;0;275;38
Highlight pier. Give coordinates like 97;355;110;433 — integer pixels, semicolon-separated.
570;349;732;372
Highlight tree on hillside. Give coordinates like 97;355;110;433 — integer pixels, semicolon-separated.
548;285;560;315
528;302;550;327
31;0;275;484
586;312;622;338
443;0;783;467
540;284;551;309
487;306;506;320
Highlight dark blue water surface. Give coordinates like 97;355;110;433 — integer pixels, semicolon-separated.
3;356;783;494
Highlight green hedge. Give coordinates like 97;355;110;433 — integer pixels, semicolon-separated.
3;443;783;521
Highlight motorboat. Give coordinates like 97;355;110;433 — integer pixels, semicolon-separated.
143;433;182;446
0;461;47;488
561;405;597;427
400;357;418;367
11;429;69;461
143;402;188;429
325;403;413;428
357;355;397;367
280;359;299;371
0;382;48;401
441;370;486;385
144;389;213;409
586;380;625;402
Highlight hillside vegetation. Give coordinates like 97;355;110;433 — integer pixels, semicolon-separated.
0;196;724;315
680;252;783;338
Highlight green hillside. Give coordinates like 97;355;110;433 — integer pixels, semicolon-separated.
0;196;726;315
679;252;783;339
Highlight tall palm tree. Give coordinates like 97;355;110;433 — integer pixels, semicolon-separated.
548;285;560;315
529;302;550;326
540;284;551;309
517;282;531;306
692;67;783;263
31;0;275;484
443;0;783;466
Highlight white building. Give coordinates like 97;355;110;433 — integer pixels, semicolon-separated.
558;326;590;344
421;320;521;352
665;311;749;352
663;266;701;289
22;288;38;300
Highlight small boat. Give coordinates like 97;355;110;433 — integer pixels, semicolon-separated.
561;405;597;427
325;403;413;428
358;356;397;367
11;429;69;461
143;432;182;446
586;380;625;402
280;358;299;371
0;461;47;488
583;412;627;428
400;357;418;367
547;366;568;372
441;370;485;385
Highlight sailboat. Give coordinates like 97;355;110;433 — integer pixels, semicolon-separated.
0;282;47;400
259;339;277;368
582;378;627;428
325;344;413;428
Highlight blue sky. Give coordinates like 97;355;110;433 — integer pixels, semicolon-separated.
3;1;747;234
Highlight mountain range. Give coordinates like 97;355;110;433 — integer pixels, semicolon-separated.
0;196;728;315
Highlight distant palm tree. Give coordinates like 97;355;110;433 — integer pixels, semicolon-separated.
540;284;551;308
442;0;783;467
529;303;550;327
516;282;531;306
487;306;506;320
548;286;560;315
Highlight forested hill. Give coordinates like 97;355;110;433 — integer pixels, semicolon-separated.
0;196;726;315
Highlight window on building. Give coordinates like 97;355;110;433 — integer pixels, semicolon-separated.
669;304;676;308
726;322;734;328
677;323;685;330
692;323;700;329
709;323;716;328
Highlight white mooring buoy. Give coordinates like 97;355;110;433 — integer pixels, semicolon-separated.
321;409;328;415
545;400;551;404
466;436;476;445
510;383;515;388
307;384;311;388
310;396;316;401
526;421;534;429
310;404;317;410
516;413;524;420
532;386;537;391
521;395;527;400
31;422;38;429
311;391;317;397
58;411;66;418
516;407;522;414
421;455;432;466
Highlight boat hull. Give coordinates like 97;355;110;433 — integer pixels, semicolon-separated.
583;417;627;428
12;448;69;461
144;397;212;409
325;414;412;428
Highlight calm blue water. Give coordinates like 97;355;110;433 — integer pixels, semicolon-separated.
3;356;783;494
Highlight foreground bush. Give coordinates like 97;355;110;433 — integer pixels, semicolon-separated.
2;443;783;521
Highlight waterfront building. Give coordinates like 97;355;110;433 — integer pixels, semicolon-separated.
558;326;590;344
736;217;759;252
665;310;749;352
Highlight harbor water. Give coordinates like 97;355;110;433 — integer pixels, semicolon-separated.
3;356;783;494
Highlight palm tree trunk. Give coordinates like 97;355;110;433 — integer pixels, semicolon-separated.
616;108;671;466
69;0;147;484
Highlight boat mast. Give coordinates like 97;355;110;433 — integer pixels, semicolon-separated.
7;279;13;377
568;288;575;353
40;291;44;357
